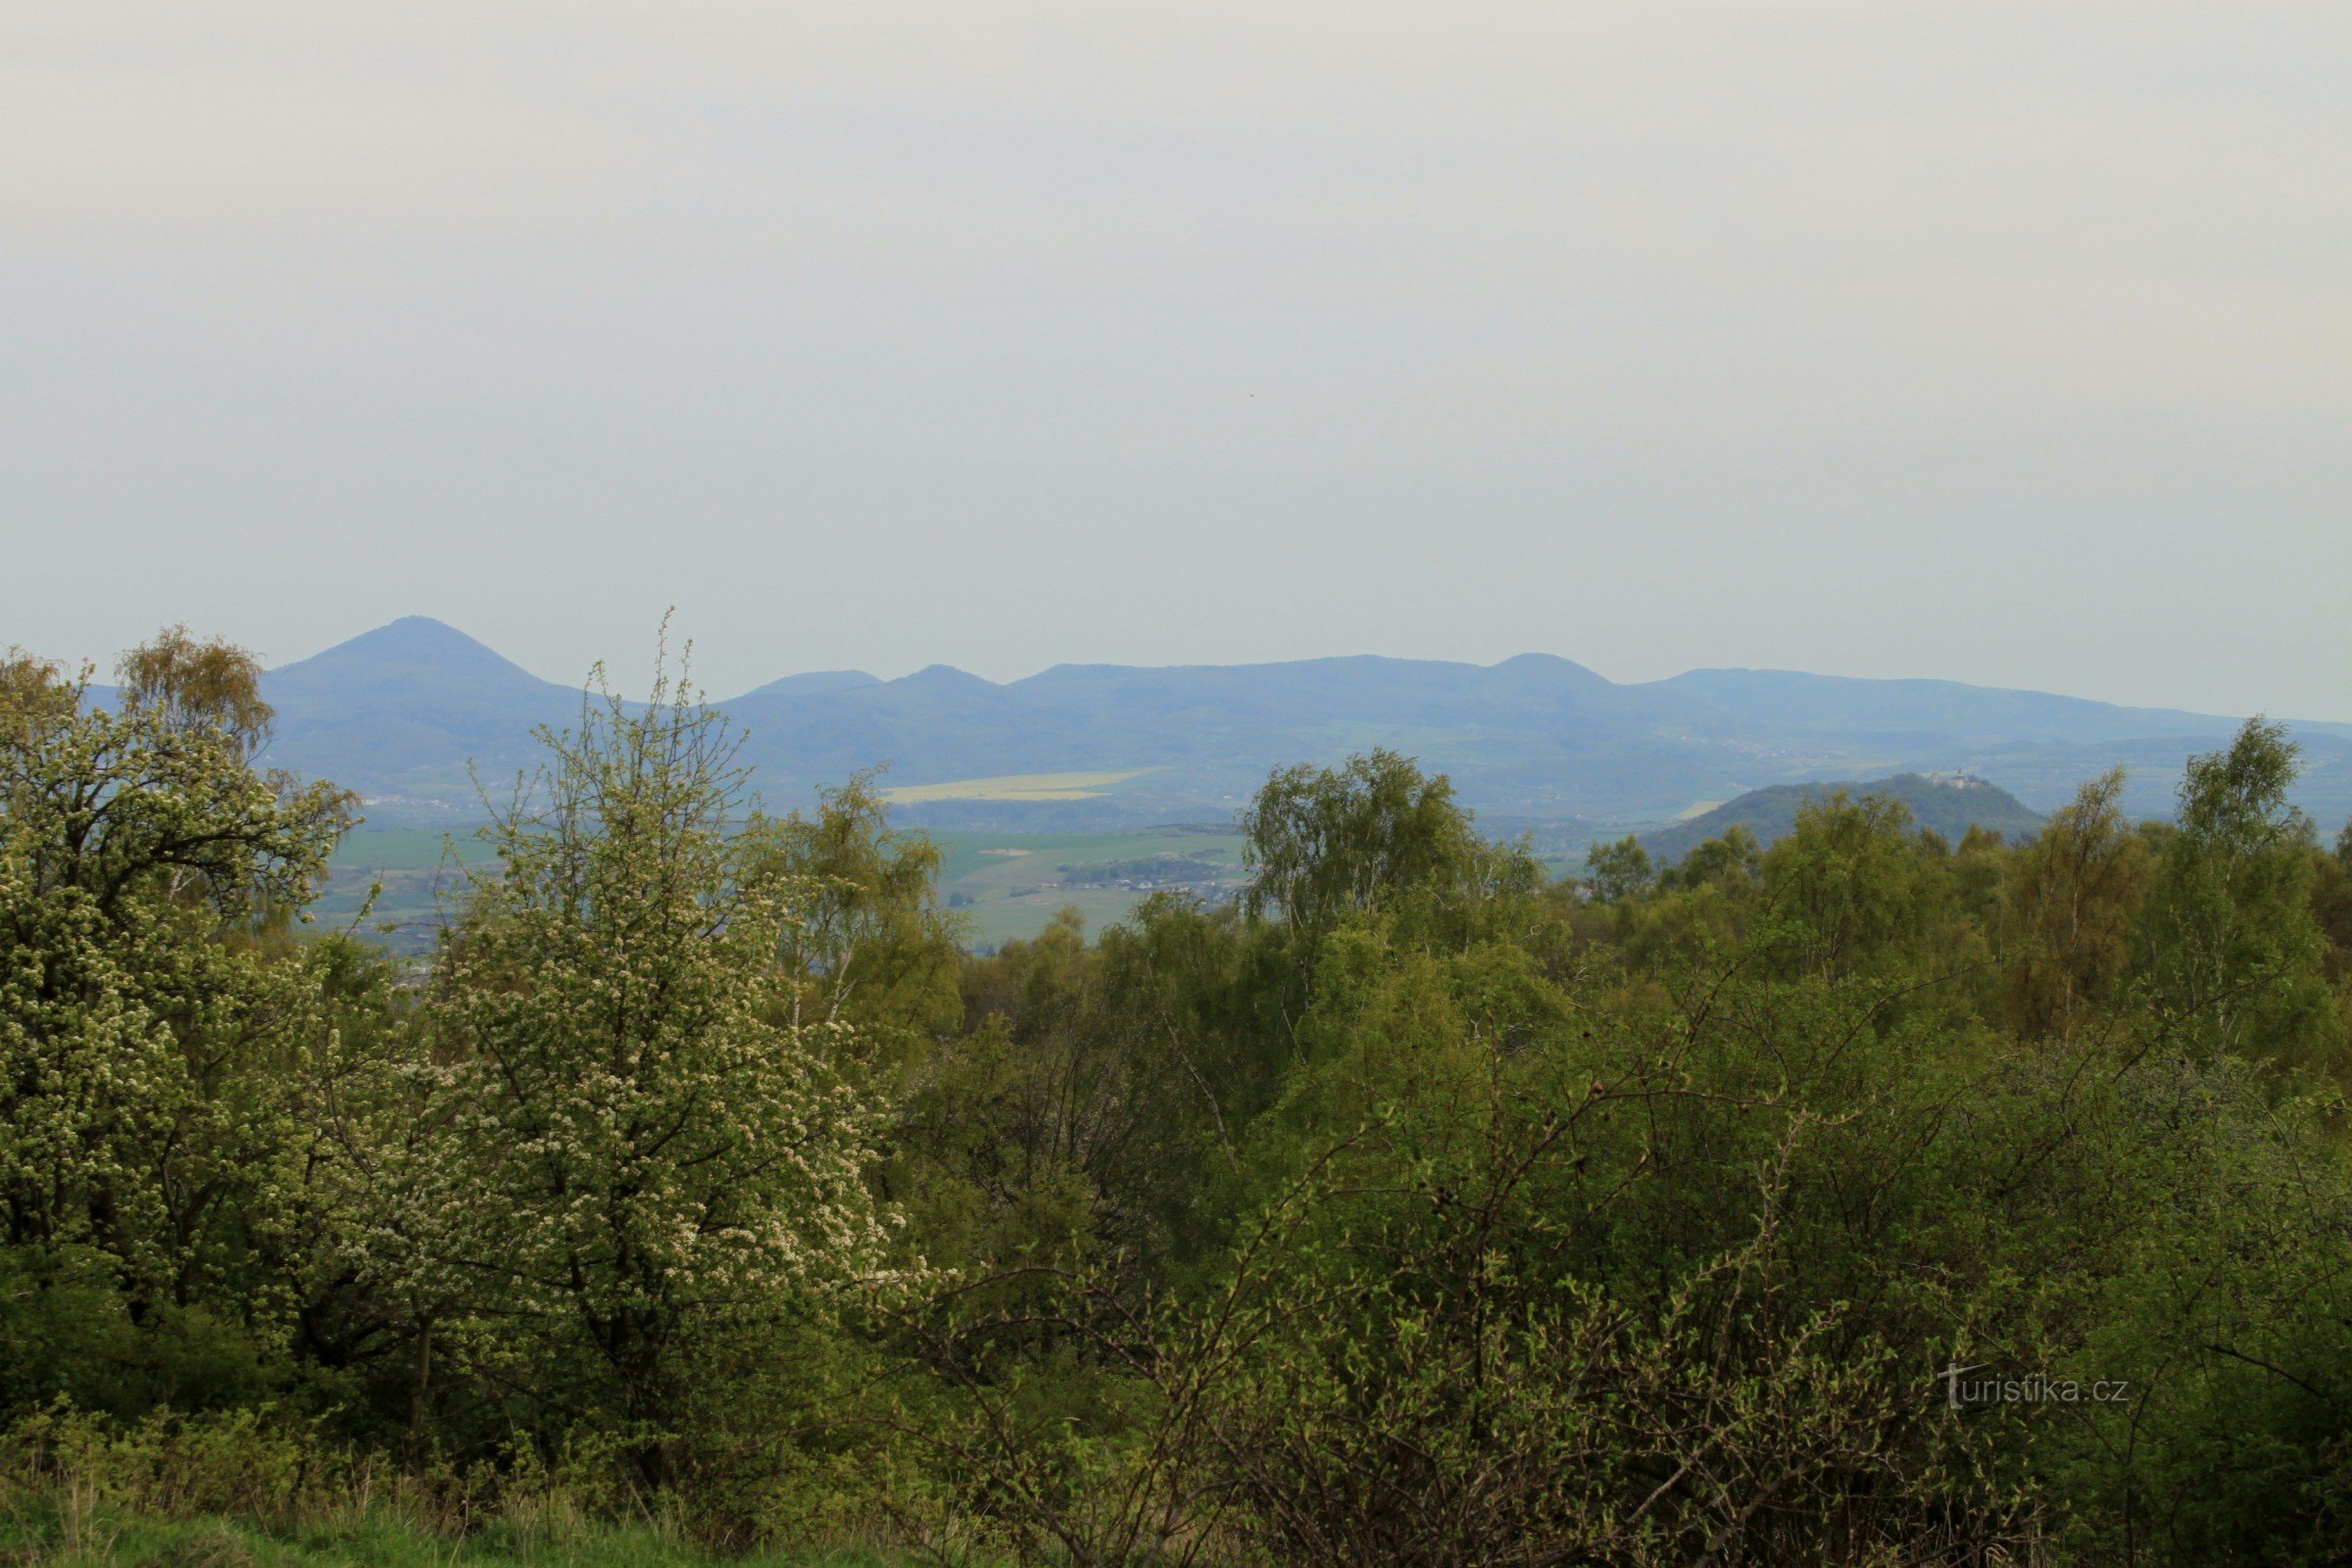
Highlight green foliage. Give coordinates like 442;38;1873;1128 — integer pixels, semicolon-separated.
10;623;2352;1565
2144;718;2341;1075
1641;772;2046;867
1657;819;1760;892
1756;789;1937;979
743;770;965;1068
113;625;278;759
1998;767;2150;1037
0;1405;936;1565
1240;748;1489;935
1582;833;1654;903
0;633;350;1401
378;664;906;1482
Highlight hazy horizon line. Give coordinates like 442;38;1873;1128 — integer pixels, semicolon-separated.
174;612;2340;729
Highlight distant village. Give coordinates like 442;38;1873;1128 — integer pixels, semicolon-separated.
946;851;1244;906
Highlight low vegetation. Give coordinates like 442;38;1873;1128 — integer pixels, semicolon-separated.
5;629;2352;1565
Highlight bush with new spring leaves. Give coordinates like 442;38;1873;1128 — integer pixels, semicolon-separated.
6;631;2352;1565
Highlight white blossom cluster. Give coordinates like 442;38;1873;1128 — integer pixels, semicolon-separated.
0;671;349;1303
334;682;914;1419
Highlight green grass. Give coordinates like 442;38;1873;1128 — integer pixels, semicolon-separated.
312;831;502;957
926;828;1248;949
956;889;1152;948
927;827;1241;885
329;829;501;874
0;1505;927;1566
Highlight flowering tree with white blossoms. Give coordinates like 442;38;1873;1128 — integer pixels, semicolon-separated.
399;659;905;1480
0;637;349;1314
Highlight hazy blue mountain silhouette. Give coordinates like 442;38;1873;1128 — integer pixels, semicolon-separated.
238;618;2352;831
734;669;881;700
256;617;590;808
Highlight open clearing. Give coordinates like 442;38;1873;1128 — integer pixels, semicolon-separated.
880;769;1152;804
929;826;1248;948
316;829;502;955
329;826;500;871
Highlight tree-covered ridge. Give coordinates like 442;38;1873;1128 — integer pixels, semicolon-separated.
1638;771;2046;864
6;629;2352;1565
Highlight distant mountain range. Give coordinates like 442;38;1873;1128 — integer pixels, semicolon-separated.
1638;774;2048;865
189;617;2351;837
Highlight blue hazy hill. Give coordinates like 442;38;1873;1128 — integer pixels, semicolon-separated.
733;669;882;700
237;618;2352;832
256;617;589;810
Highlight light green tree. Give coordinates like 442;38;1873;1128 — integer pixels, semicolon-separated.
1240;749;1489;936
1760;790;1931;980
395;662;905;1480
0;636;348;1314
1999;767;2150;1038
2142;718;2339;1076
1583;834;1655;904
741;769;964;1068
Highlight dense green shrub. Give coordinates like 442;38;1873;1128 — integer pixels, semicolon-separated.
7;631;2352;1562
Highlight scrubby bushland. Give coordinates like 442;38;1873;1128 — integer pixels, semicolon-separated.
4;631;2352;1565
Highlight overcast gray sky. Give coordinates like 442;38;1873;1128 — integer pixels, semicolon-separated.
3;2;2346;715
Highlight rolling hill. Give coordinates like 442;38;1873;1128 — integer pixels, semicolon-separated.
1638;774;2048;865
226;618;2352;835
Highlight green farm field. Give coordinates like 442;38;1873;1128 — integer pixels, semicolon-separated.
927;825;1248;948
315;828;500;955
879;767;1152;803
328;826;500;873
317;826;1248;954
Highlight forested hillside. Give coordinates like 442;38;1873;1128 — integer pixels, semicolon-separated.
9;629;2352;1565
1639;772;2046;863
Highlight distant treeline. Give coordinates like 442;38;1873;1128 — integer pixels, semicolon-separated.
4;628;2352;1565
